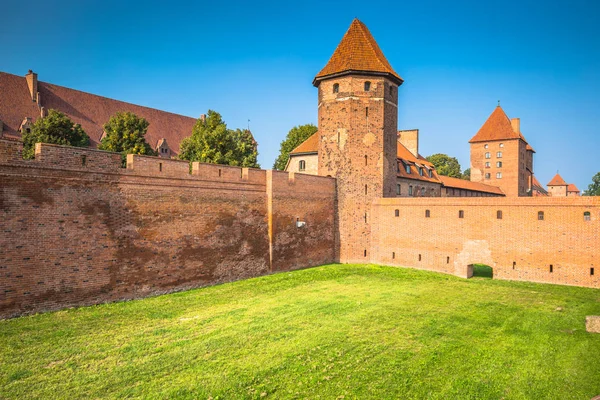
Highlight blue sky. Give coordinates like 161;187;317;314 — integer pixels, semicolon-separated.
2;0;599;190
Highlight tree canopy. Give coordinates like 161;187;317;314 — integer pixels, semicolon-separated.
22;109;89;159
583;172;600;196
98;112;155;157
425;153;462;178
273;124;318;170
462;168;471;180
178;110;259;168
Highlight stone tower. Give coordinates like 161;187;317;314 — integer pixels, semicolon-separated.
469;106;531;197
313;19;403;263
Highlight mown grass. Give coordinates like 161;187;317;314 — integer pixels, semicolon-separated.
1;264;599;399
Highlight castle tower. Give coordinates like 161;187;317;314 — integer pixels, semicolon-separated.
469;106;530;197
547;173;568;197
313;19;403;263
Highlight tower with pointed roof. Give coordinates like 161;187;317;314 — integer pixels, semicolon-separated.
469;105;533;197
313;19;403;263
547;173;568;196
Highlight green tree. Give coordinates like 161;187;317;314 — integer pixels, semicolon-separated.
178;110;259;168
462;168;471;180
22;109;89;159
425;153;462;178
273;124;318;170
583;172;600;196
98;112;156;158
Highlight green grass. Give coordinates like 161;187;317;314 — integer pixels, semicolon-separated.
1;264;600;399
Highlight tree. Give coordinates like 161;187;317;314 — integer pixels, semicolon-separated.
273;124;318;170
425;153;462;178
178;110;259;168
583;172;600;196
22;109;89;159
462;168;471;180
98;112;156;157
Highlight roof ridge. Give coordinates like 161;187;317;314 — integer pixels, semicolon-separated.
356;20;389;74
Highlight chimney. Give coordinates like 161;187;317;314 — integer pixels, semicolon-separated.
200;114;206;123
25;70;38;103
511;118;520;134
397;129;419;157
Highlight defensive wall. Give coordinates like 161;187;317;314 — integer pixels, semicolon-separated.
0;139;337;318
370;197;600;288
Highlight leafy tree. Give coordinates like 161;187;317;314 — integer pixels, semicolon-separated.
98;112;156;157
273;124;318;170
462;168;471;180
178;110;259;168
426;153;462;178
22;109;89;159
583;172;600;196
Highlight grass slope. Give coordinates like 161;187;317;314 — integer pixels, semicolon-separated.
1;264;600;399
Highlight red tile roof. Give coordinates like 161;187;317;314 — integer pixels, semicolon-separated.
0;71;196;155
547;173;567;186
567;183;580;193
290;132;319;154
531;176;548;196
469;106;523;143
439;175;505;195
396;142;439;183
314;19;403;86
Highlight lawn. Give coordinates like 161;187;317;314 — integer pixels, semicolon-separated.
1;264;599;399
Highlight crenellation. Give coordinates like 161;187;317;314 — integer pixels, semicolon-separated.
35;143;122;172
127;153;190;177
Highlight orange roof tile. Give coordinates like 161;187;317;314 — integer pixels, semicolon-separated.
567;183;580;193
469;106;522;143
314;19;403;86
439;175;505;195
531;176;548;196
547;173;567;186
396;142;439;183
289;131;319;154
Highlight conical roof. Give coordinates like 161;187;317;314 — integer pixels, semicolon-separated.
469;106;522;143
547;173;568;186
313;19;403;86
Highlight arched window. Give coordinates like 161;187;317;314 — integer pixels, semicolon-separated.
333;83;339;93
364;81;371;91
584;211;591;221
299;160;306;171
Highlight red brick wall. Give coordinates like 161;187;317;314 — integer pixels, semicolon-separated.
470;139;527;197
0;140;336;318
371;197;600;288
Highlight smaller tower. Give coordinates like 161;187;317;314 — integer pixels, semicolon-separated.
547;173;568;197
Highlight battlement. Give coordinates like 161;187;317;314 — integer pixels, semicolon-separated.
127;153;190;177
35;143;123;172
192;162;266;185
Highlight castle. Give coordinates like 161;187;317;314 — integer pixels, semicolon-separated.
0;19;597;318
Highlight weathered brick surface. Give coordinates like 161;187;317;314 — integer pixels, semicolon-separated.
371;197;600;288
0;140;336;318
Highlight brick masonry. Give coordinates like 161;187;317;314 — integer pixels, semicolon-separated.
0;140;336;318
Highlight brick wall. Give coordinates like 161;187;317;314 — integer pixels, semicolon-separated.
0;140;336;318
371;197;600;288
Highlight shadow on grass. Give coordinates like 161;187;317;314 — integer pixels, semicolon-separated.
473;264;493;279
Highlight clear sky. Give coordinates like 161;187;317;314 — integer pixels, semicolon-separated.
2;0;599;190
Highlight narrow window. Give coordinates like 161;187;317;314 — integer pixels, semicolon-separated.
591;268;595;276
81;155;87;167
395;209;399;217
584;211;591;221
333;83;339;93
365;184;368;195
396;184;401;195
365;107;369;117
392;252;395;259
405;164;411;174
538;211;544;221
513;261;516;269
364;212;367;223
364;155;368;166
409;186;413;196
425;209;430;218
159;162;163;172
496;172;502;179
428;169;433;178
485;152;491;159
364;249;367;257
496;161;502;168
389;86;393;96
497;210;502;219
218;168;222;177
459;210;464;218
364;81;371;91
418;254;422;261
497;152;503;158
447;256;450;264
299;160;306;171
550;264;553;273
419;167;424;176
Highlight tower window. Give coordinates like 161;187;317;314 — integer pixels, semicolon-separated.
364;249;367;257
496;172;502;179
550;264;553;273
459;210;464;218
425;209;430;218
409;186;413;196
584;211;591;221
396;184;401;195
333;83;339;93
299;160;306;171
389;86;393;96
364;81;371;91
485;173;491;179
496;161;502;168
159;162;163;172
364;155;368;166
365;184;368;195
497;210;502;219
395;209;399;217
366;107;369;117
591;268;595;276
538;211;544;220
485;152;491;159
497;152;503;158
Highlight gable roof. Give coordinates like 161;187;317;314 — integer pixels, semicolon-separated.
439;175;505;195
547;173;567;186
469;106;523;143
396;141;439;183
0;71;197;155
531;176;548;195
290;131;319;155
314;19;403;86
567;183;580;193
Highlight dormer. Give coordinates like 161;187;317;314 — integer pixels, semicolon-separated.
156;138;171;158
19;117;33;134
